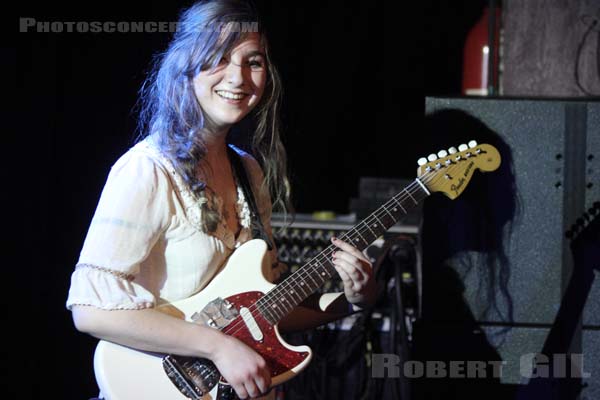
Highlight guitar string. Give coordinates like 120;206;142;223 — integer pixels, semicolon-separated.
256;184;428;314
180;155;473;387
262;150;487;315
214;160;457;341
205;159;460;340
253;162;448;319
180;162;453;388
258;150;482;314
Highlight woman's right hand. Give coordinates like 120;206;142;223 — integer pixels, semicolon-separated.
211;334;272;399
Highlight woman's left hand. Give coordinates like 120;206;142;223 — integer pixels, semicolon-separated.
331;237;376;309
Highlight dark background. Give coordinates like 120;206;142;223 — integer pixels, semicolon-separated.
12;0;491;398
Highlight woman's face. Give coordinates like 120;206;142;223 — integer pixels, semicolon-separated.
193;32;267;130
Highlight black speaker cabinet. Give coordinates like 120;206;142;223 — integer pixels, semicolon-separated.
416;97;599;400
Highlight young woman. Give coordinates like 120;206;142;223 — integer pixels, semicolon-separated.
66;1;376;398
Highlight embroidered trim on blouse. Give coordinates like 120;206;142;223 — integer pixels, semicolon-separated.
235;178;252;229
75;263;135;281
67;301;153;311
135;139;252;248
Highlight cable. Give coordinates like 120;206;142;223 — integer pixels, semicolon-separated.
575;10;600;96
389;239;416;400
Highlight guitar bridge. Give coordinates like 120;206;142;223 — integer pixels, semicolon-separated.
191;297;239;329
162;355;220;399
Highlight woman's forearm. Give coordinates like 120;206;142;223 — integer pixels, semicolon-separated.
71;305;224;359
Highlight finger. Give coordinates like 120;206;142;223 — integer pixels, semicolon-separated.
332;237;372;264
334;259;369;291
334;258;364;282
332;254;368;280
333;260;366;292
233;383;249;399
254;374;270;396
243;381;260;399
333;251;371;277
333;260;352;284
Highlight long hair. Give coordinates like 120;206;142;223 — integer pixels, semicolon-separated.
137;0;291;232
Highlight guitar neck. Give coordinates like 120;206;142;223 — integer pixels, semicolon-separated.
258;178;430;325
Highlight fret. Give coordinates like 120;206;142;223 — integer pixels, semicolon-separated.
370;213;391;234
382;204;399;223
261;180;434;325
377;209;397;229
372;213;384;228
392;197;407;213
278;294;294;314
296;279;309;297
362;223;378;240
305;269;321;290
269;302;284;321
348;227;370;247
286;284;303;303
404;188;418;204
259;302;277;324
317;267;332;280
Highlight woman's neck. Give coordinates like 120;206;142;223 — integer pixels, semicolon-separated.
200;127;230;167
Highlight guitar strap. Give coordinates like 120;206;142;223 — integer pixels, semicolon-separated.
227;145;274;250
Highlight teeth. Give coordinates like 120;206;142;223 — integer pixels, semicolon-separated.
216;90;246;100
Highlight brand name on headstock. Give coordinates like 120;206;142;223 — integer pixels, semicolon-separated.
450;160;475;196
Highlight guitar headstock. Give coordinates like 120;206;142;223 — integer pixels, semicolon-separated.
417;140;501;199
566;201;600;272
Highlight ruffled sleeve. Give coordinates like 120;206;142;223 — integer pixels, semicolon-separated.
66;145;173;310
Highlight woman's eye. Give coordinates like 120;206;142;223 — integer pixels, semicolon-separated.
248;59;265;70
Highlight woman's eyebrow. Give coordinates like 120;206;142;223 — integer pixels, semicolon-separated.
245;50;266;58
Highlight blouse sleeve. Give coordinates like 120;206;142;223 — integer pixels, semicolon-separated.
66;149;172;310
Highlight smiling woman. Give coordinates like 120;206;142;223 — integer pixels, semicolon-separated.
64;1;377;399
193;32;267;131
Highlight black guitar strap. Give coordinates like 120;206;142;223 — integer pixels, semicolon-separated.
227;146;274;250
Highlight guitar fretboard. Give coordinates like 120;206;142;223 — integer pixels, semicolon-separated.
258;179;430;324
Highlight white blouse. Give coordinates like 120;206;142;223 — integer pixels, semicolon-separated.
66;137;284;310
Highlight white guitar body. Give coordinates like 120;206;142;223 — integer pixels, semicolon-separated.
92;142;501;399
94;239;312;400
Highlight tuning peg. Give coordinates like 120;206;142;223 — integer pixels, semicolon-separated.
427;153;438;162
417;157;428;166
437;149;448;158
448;146;458;154
468;140;478;148
458;144;468;152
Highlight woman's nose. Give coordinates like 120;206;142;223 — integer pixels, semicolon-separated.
225;62;244;86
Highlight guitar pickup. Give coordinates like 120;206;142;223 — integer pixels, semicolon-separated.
191;298;240;329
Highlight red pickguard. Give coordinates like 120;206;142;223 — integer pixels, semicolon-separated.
221;291;309;376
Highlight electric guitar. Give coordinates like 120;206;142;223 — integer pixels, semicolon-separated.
94;141;501;399
515;201;599;399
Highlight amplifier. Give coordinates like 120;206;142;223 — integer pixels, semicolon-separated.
271;212;419;291
271;211;422;332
